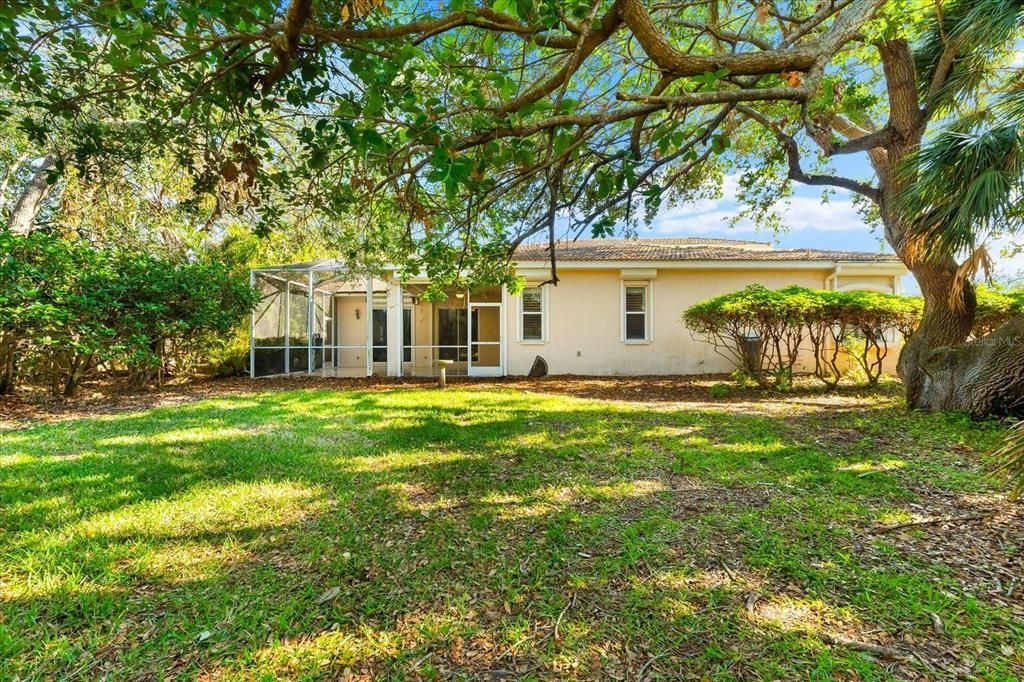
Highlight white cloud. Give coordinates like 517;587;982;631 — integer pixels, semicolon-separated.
643;175;1024;283
650;180;870;236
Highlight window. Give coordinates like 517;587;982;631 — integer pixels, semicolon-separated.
521;286;545;342
624;284;649;341
402;309;412;363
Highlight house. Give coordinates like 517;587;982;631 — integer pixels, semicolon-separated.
249;237;908;378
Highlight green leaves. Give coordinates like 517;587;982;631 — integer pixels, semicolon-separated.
428;146;478;199
974;284;1024;335
693;69;731;92
492;0;533;19
0;232;258;394
899;125;1024;259
684;285;922;388
915;0;1024;112
491;0;516;17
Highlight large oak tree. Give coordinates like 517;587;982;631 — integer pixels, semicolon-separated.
3;0;1024;415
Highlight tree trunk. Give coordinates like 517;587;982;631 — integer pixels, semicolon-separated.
886;234;1024;417
896;257;975;406
907;315;1024;418
0;332;18;395
7;155;57;235
868;39;1024;416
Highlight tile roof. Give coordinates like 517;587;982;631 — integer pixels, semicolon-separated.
513;237;902;264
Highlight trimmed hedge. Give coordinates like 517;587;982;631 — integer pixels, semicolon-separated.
683;285;922;388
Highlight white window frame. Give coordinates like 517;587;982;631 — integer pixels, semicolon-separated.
517;284;548;344
621;280;653;343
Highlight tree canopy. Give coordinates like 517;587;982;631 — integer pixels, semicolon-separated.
2;0;947;283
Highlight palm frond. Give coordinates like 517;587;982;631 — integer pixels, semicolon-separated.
991;420;1024;498
899;124;1024;259
994;81;1024;122
915;0;1024;114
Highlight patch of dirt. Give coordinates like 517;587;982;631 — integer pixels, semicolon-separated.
0;373;901;431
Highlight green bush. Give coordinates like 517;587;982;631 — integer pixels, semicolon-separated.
206;328;252;378
683;285;922;389
973;284;1024;336
709;383;731;399
683;285;805;387
0;232;258;396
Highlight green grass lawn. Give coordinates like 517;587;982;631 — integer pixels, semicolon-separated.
1;383;1021;680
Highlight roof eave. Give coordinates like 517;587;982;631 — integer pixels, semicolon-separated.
513;258;906;272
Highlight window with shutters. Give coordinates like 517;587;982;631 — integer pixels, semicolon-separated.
623;284;650;342
520;286;545;342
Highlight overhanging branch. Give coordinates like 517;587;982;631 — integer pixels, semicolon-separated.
738;106;880;202
617;86;808;107
826;125;896;155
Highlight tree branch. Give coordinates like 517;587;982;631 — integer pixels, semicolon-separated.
619;0;884;78
877;40;923;140
737;106;880;202
630;75;672;158
453;104;664;151
668;18;773;51
826;125;896;155
263;0;313;91
495;3;621;115
305;9;579;50
618;86;808;107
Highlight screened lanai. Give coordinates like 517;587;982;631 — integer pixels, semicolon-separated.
249;261;505;378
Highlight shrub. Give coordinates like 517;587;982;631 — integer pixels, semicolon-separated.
0;232;258;396
683;285;922;389
0;232;103;395
683;284;808;388
973;285;1024;337
837;291;920;385
206;328;252;378
709;383;731;399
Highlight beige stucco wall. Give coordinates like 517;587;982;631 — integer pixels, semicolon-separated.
334;296;367;369
504;267;904;377
410;300;435;375
835;274;896;293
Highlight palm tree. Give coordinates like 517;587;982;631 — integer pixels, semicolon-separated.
896;0;1024;492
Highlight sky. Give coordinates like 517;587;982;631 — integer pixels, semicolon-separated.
634;152;1024;295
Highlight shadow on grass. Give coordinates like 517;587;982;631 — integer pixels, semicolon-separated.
0;387;1017;679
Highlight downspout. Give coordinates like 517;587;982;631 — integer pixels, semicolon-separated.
284;281;291;375
365;276;373;377
825;263;842;290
